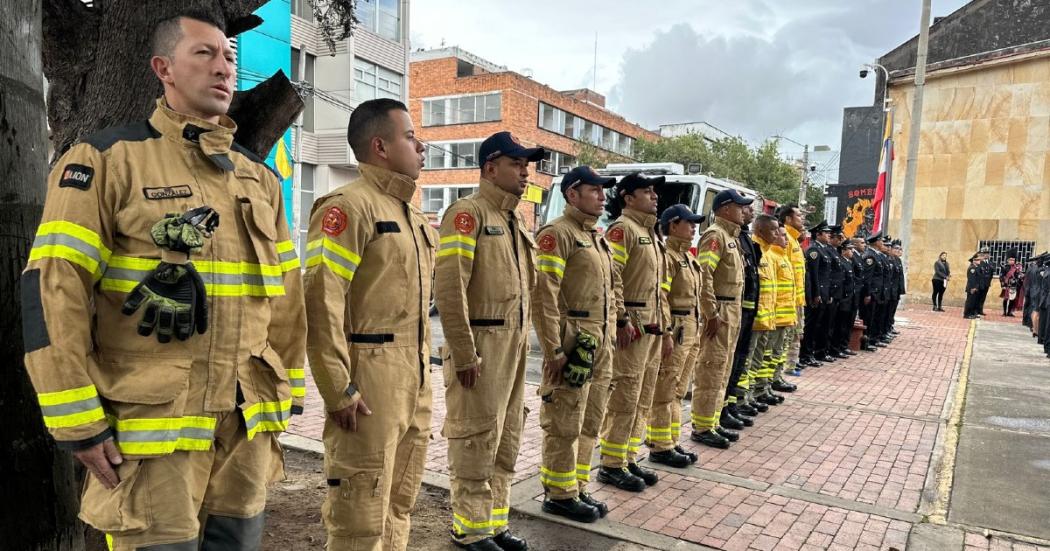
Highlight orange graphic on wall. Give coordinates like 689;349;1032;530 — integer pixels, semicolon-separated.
842;198;872;238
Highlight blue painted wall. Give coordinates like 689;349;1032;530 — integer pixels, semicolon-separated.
236;0;295;230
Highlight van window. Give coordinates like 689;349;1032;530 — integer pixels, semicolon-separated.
698;188;718;231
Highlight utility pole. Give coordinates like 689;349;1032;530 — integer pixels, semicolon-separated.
898;0;932;280
292;45;307;251
798;144;810;206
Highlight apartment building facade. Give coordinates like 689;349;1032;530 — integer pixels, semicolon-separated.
409;47;659;228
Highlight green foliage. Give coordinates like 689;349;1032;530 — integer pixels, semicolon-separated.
575;140;628;169
634;134;824;219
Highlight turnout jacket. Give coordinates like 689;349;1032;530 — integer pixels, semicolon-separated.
434;179;537;368
695;216;744;321
304;163;437;412
785;225;806;307
531;204;616;361
751;235;777;331
23;100;306;455
605;208;670;331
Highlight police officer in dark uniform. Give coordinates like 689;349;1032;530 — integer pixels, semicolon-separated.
824;227;846;358
850;237;873;351
875;236;897;343
862;233;887;348
977;247;993;316
724;202;760;430
800;221;832;365
964;254;984;319
1023;255;1042;329
888;239;905;336
830;239;858;356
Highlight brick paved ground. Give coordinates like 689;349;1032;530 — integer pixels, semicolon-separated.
285;306;1050;550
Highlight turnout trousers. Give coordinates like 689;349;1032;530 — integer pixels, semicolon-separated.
539;317;614;499
323;345;432;551
444;327;528;545
88;410;284;551
599;331;660;468
648;315;701;452
690;300;742;432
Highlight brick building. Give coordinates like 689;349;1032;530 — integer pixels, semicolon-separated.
409;47;659;228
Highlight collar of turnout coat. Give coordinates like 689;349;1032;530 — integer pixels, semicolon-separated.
358;163;417;202
478;178;522;211
150;98;236;160
666;235;692;253
564;204;599;230
712;215;742;237
620;207;658;231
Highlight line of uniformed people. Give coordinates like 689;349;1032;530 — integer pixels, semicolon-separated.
1022;252;1050;359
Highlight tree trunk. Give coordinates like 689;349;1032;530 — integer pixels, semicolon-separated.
43;0;301;160
0;1;83;549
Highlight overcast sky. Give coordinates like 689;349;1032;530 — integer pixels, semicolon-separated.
410;0;971;179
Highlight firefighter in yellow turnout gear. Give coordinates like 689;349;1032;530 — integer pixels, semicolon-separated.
768;227;800;393
305;99;434;551
532;167;618;523
647;205;706;468
595;173;674;492
22;14;305;550
741;215;787;406
779;206;808;377
690;190;752;449
435;132;542;551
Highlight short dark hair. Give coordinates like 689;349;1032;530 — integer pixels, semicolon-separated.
754;213;777;234
346;98;408;162
151;11;226;57
776;204;799;225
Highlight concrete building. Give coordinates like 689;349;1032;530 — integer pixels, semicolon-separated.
409;47;659;228
287;0;411;255
832;0;1050;306
657;121;733;142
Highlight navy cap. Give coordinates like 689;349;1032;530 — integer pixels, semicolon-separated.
829;224;843;234
809;220;830;234
660;204;706;228
560;165;616;194
865;231;882;244
711;189;754;212
616;172;665;196
478;131;545;164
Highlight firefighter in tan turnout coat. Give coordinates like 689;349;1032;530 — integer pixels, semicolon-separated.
435;132;542;551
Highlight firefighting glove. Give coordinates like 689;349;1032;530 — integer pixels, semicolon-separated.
121;260;208;343
563;329;599;388
150;206;220;256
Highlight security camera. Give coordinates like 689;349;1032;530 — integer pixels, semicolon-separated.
859;68;869;79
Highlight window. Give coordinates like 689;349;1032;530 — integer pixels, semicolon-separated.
538;151;577;175
421;186;479;214
978;240;1035;276
536;102;637;157
355;0;400;41
424;141;483;169
422;93;501;126
291;0;313;21
297;163;316;258
354;59;403;103
291;48;315;132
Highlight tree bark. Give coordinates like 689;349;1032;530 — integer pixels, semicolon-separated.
42;0;301;161
0;1;83;549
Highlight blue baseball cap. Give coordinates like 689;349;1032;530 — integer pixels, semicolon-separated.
560;165;616;194
615;172;665;196
711;189;754;212
478;131;545;165
660;204;705;227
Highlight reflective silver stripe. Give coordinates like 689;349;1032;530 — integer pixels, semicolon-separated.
117;425;214;443
278;249;298;264
439;241;476;253
32;232;109;271
453;518;492;535
101;267;283;288
243;407;291;431
38;396;103;417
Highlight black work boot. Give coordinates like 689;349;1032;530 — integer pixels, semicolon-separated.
649;448;692;468
579;492;608;518
748;399;769;413
493;530;528;551
691;429;731;449
726;405;753;426
452;535;503;550
720;409;746;430
736;402;759;417
772;379;797;393
757;393;780;406
715;426;740;442
627;462;659;486
596;466;646;492
542;497;600;523
674;445;699;464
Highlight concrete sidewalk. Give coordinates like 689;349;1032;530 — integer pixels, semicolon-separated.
280;307;1050;550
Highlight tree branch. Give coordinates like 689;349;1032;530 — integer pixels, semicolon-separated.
228;70;304;159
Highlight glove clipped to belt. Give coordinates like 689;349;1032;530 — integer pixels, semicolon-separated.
122;206;219;343
563;329;599;388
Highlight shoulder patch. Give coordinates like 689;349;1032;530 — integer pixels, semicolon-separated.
538;234;557;252
809;250;819;259
322;207;348;236
454;212;476;234
607;227;625;243
80;121;161;152
866;258;874;265
59;164;94;190
708;239;719;251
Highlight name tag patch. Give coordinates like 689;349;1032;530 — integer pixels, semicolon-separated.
376;221;401;234
59;164;94;190
484;226;505;235
143;185;193;200
638;236;653;244
575;238;591;248
727;242;737;249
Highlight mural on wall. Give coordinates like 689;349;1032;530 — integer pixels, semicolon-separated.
827;184;877;238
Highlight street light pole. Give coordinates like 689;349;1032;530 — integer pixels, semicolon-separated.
899;0;932;277
799;144;810;206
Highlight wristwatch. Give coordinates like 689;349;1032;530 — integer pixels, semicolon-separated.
344;383;359;399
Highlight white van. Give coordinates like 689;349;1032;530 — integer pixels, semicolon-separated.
538;162;761;248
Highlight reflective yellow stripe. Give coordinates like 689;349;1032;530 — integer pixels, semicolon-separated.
242;399;292;439
37;384;106;429
277;240;300;272
608;242;628;265
304;238;359;282
537;255;566;278
452;512;497;536
288;368;306;398
30;221;113;279
540;467;578;488
437;235;477;260
110;415;217;455
101;255;287;296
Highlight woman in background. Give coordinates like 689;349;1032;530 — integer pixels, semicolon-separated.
932;252;950;311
